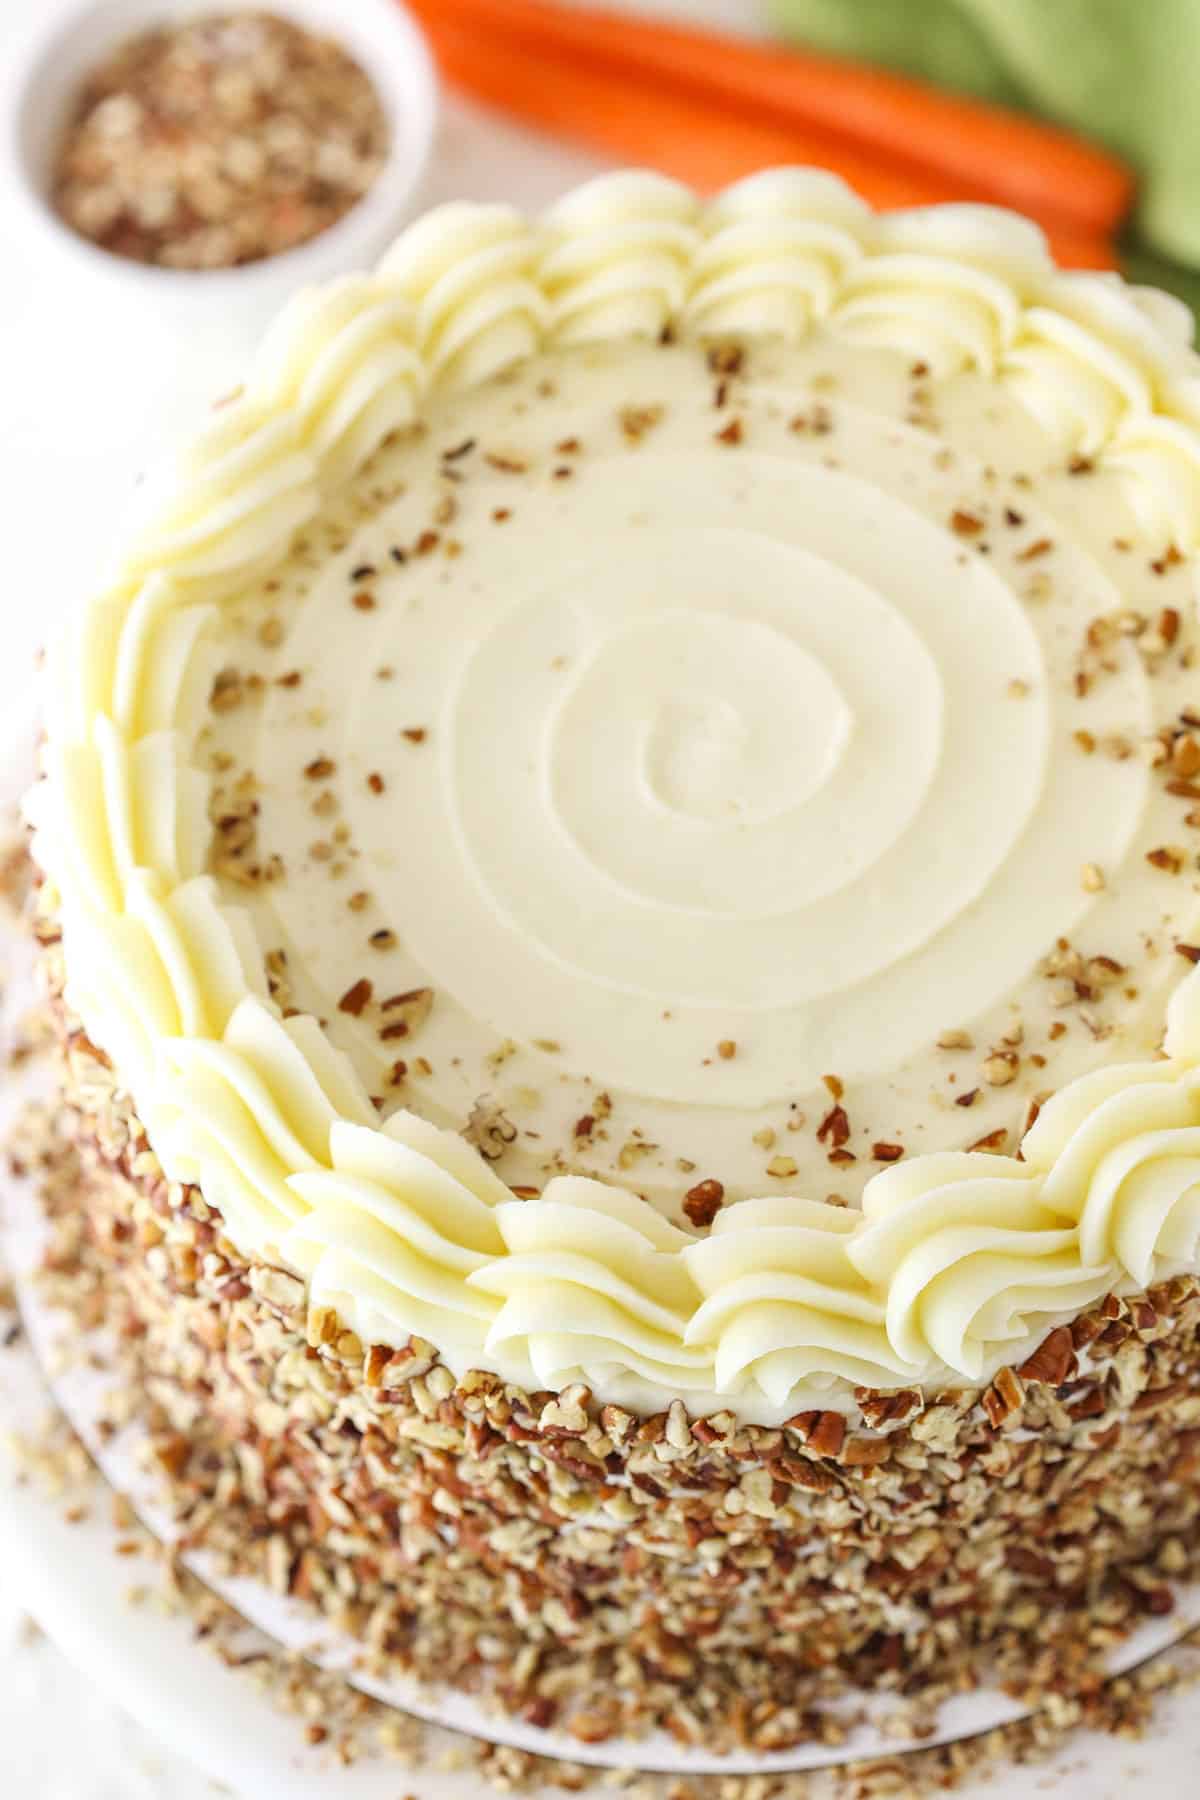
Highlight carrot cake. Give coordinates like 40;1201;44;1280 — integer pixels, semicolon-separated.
25;169;1200;1750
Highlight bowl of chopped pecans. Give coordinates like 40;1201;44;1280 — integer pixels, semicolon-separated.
4;0;437;320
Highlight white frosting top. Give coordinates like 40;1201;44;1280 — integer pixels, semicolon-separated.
30;170;1200;1422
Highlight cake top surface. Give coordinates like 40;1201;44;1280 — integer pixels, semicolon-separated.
32;169;1200;1421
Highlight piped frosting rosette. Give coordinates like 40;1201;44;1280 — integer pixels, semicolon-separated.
283;1113;510;1368
472;1180;714;1394
847;1156;1113;1380
252;274;427;490
681;1197;920;1400
833;203;1051;378
1016;973;1200;1289
153;1000;376;1251
540;171;700;345
380;202;546;389
126;409;319;600
1001;274;1199;465
685;168;869;342
30;167;1200;1420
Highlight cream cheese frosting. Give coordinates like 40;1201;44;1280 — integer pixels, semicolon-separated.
29;169;1200;1422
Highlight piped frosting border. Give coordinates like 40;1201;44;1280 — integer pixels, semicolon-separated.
28;168;1200;1420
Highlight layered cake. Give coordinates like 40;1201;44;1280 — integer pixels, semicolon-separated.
25;170;1200;1749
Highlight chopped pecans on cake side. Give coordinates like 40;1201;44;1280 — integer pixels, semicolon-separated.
5;1373;1200;1800
20;911;1200;1759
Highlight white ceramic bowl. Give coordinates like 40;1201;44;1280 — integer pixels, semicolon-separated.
2;0;437;328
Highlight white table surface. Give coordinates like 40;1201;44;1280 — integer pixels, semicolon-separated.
1;4;1193;1797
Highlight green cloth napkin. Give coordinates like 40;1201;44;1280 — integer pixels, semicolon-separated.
768;0;1200;313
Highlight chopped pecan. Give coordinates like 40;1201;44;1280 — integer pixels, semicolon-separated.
682;1178;725;1228
854;1388;921;1430
1131;1379;1188;1415
982;1366;1025;1427
786;1409;846;1459
1016;1326;1076;1388
768;1455;837;1494
840;1436;892;1468
817;1104;850;1150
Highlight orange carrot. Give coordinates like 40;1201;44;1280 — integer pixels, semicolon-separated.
416;14;1116;270
1029;224;1117;272
406;0;1133;238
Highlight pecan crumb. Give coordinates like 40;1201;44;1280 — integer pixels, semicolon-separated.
337;978;372;1016
982;1366;1026;1427
817;1103;850;1148
465;1097;518;1162
619;404;664;442
1017;1326;1076;1387
682;1178;725;1228
210;667;243;712
707;343;745;376
982;1051;1019;1087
